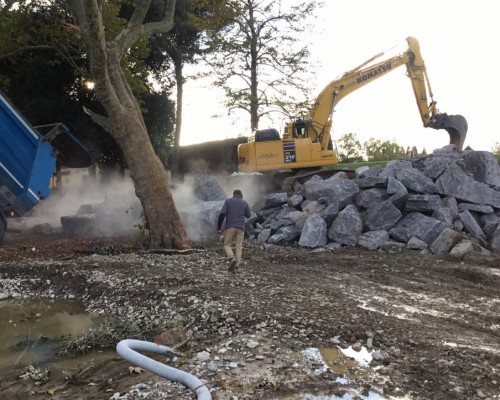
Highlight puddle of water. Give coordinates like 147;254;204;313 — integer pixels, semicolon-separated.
0;299;100;369
303;347;373;381
295;347;386;400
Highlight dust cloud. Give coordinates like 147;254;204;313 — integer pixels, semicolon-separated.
16;166;269;242
26;169;141;236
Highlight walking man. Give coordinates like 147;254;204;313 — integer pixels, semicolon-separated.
217;189;251;271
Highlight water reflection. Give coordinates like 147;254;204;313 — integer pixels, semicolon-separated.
0;299;100;369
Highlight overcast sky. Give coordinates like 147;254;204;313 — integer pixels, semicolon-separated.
180;0;499;153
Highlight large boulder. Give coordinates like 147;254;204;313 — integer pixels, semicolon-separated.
303;177;359;208
462;151;500;187
358;230;389;250
328;205;363;246
458;210;487;246
179;200;225;241
396;167;436;194
389;212;447;245
299;214;327;248
435;164;500;208
365;201;402;231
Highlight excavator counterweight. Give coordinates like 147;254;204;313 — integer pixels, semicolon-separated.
427;113;468;152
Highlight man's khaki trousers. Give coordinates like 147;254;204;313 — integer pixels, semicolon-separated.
223;227;244;265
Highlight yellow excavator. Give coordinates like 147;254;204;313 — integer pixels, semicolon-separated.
237;37;467;184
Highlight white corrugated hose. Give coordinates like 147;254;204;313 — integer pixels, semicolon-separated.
116;339;211;400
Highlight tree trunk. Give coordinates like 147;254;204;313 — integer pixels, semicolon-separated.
68;0;190;249
170;57;183;181
105;52;190;249
248;1;259;132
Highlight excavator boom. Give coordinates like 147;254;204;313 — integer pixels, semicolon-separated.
238;37;467;175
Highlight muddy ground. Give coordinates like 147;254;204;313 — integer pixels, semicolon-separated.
0;233;499;400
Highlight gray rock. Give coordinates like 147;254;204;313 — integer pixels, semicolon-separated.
364;165;384;177
462;151;500;187
453;219;464;232
301;200;326;214
442;197;459;221
449;241;474;260
490;225;500;254
389;212;447;245
328;205;363;246
396;167;436;194
365;201;402;231
386;177;407;195
388;190;408;210
277;225;301;243
252;192;288;212
318;200;340;226
303;176;359;208
481;213;500;239
457;203;494;214
432;144;459;155
355;177;387;189
61;213;99;238
193;175;227;201
406;236;428;250
432;207;453;226
288;194;303;208
458;210;487;246
430;228;462;255
355;166;370;178
405;194;443;213
358;230;389;250
270;218;294;231
257;228;272;244
299;214;327;248
435;164;500;208
196;351;210;362
355;188;389;209
423;156;453;179
31;223;59;236
379;160;412;179
268;232;286;244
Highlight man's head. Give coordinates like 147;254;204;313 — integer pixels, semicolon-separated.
233;189;243;198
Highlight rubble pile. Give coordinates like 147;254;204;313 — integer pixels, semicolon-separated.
184;147;500;257
247;147;500;256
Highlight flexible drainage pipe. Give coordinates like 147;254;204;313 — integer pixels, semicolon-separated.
116;339;212;400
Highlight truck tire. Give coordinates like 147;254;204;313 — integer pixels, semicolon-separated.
0;211;6;243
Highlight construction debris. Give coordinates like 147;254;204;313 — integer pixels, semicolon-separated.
183;146;499;256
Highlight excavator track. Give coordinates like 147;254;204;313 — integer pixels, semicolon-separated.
282;168;357;195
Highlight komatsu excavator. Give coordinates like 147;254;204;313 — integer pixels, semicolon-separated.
237;37;467;189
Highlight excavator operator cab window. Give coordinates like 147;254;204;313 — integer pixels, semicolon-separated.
293;119;308;138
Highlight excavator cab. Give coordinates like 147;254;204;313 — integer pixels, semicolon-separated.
292;119;308;138
427;113;468;151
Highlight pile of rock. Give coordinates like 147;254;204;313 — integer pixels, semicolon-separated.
244;147;500;256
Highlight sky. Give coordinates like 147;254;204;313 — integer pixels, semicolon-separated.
180;0;500;153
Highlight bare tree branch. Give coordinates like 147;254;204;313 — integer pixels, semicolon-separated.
114;0;176;60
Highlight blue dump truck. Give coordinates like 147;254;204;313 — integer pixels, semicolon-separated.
0;91;92;242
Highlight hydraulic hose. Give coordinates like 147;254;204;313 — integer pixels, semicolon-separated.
116;339;211;400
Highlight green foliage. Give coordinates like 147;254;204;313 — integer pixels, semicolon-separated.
492;142;500;155
335;133;363;163
364;138;405;162
0;1;176;174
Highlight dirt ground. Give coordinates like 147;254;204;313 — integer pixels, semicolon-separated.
0;233;499;400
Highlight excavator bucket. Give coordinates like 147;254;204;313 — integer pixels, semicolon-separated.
427;113;468;152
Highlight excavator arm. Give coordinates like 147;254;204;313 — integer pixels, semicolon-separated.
291;37;467;151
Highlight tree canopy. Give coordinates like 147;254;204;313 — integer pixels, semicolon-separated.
205;0;320;132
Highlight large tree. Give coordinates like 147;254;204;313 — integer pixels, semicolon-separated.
205;0;319;132
68;0;190;249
